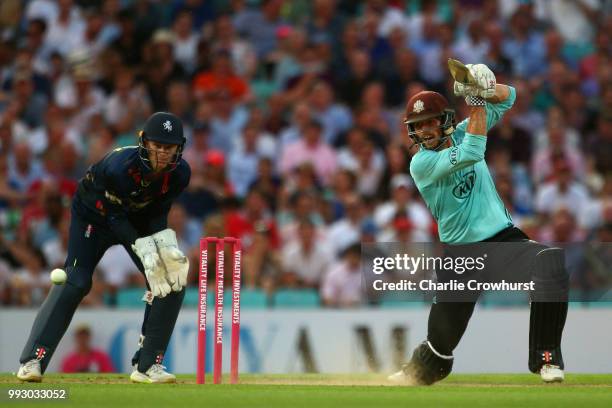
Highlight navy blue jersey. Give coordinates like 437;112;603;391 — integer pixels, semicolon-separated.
73;146;191;246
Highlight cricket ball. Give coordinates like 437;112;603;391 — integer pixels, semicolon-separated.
50;268;67;285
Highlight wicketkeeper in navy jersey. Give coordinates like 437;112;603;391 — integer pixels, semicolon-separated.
388;62;568;384
17;112;191;384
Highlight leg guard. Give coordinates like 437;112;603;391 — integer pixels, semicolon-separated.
19;273;90;373
131;293;153;367
529;302;567;372
136;288;185;373
531;248;569;302
401;341;453;385
528;247;568;373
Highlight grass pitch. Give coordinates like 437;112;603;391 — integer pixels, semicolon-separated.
1;373;611;408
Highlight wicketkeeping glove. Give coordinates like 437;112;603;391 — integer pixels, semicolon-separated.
152;228;189;292
132;236;172;298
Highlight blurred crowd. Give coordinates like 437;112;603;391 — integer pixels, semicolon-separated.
0;0;610;307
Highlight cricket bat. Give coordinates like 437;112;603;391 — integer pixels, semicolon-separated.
448;58;476;85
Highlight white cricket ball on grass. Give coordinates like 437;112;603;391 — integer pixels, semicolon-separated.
50;268;67;285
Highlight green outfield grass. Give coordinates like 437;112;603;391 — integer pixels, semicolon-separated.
1;373;611;408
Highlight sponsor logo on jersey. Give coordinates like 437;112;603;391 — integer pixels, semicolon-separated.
452;170;476;199
449;147;458;165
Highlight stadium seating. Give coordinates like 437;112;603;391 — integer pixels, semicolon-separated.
183;287;269;309
379;292;427;308
116;288;148;308
272;289;320;308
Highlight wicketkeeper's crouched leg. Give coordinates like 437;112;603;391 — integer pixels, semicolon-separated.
134;288;186;373
19;267;92;373
401;302;476;385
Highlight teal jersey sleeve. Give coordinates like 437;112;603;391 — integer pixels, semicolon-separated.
409;86;516;243
454;85;517;139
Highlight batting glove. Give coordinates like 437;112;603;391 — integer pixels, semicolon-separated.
132;236;172;298
453;64;496;99
468;63;496;98
152;228;189;292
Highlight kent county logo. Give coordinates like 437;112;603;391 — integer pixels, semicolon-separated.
163;120;172;132
413;100;425;113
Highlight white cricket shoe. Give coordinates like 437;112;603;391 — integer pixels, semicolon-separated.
540;364;564;383
17;359;42;382
388;370;408;383
130;364;176;384
387;367;422;386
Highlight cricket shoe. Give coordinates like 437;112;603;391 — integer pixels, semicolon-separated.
17;359;42;382
540;364;564;383
387;364;427;386
130;364;176;383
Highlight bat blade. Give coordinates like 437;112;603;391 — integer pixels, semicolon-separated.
448;58;476;85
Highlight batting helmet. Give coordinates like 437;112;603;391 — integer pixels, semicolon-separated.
404;91;455;151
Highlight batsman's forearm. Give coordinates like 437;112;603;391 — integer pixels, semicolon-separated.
466;106;487;136
485;84;511;104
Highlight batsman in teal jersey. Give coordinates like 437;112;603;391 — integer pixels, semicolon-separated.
388;62;568;385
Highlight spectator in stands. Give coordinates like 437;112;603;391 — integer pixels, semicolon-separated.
171;10;200;75
502;7;546;78
281;218;332;288
586;113;612;175
104;69;151;134
279;102;312;149
326;193;366;256
535;157;590;228
208;90;249;154
321;243;363;308
212;14;257;79
453;19;488;65
142;30;186;111
248;157;281;211
193;50;250;103
0;153;25;208
43;0;86;58
418;22;454;92
279;119;337;185
227;124;263;198
8;142;45;193
61;324;115;373
6;69;48;130
374;174;432;242
532;106;584;184
337;50;375;108
377;215;414;242
381;48;423;108
308;81;352;145
180;149;232;222
233;0;285;61
1;231;46;306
